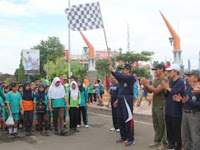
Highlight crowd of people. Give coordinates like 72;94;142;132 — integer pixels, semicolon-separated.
142;64;200;150
107;62;200;149
0;75;106;138
0;62;200;149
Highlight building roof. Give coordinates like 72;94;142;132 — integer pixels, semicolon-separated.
0;74;16;83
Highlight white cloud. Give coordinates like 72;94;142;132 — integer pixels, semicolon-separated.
0;23;48;74
0;0;33;17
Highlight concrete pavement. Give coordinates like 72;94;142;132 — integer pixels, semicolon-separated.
88;100;152;118
0;111;156;150
100;92;152;117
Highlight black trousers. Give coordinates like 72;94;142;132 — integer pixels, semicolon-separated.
24;110;34;132
88;93;93;103
38;112;49;131
78;107;88;125
117;96;134;141
111;105;119;129
93;93;97;102
165;115;182;150
69;107;79;129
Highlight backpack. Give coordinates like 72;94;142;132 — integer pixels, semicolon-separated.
100;84;105;95
36;94;47;114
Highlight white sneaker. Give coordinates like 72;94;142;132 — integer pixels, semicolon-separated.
116;129;120;132
110;128;115;131
77;125;81;128
19;124;23;129
85;125;89;128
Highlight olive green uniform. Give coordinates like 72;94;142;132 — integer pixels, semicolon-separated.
152;76;168;145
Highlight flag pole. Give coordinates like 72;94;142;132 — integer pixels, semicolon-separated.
68;0;71;82
199;51;200;70
98;2;112;64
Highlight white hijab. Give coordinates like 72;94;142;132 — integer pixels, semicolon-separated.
70;81;79;101
48;77;66;99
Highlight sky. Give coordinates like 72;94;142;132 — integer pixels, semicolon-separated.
0;0;200;74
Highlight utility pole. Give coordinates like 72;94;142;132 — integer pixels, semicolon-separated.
68;0;71;81
127;23;130;51
199;51;200;70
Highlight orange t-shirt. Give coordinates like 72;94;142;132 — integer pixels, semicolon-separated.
84;79;89;87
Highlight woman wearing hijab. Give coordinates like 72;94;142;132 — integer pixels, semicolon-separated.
67;81;81;133
48;77;69;136
22;82;34;136
34;83;49;136
77;79;89;128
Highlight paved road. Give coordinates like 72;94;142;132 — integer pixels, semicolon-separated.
0;112;156;150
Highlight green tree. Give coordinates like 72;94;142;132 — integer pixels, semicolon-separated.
132;67;151;78
96;51;154;79
44;58;87;80
5;77;12;85
33;37;65;78
71;61;87;80
166;61;171;66
44;57;67;80
116;51;154;78
116;51;154;64
153;60;169;67
153;60;159;67
96;59;112;80
15;37;65;82
14;52;26;83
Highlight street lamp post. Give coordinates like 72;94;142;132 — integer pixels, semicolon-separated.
83;47;88;67
119;48;122;54
169;37;174;46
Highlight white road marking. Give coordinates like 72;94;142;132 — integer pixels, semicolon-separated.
88;112;153;126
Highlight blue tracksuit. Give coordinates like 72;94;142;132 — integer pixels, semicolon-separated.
78;88;89;125
164;78;185;149
165;78;185;118
112;71;135;141
110;83;119;129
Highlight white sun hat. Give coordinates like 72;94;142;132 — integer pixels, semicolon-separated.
166;64;180;72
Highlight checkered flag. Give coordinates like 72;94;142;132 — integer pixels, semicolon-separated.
65;2;103;31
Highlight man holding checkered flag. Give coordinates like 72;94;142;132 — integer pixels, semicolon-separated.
65;1;136;147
